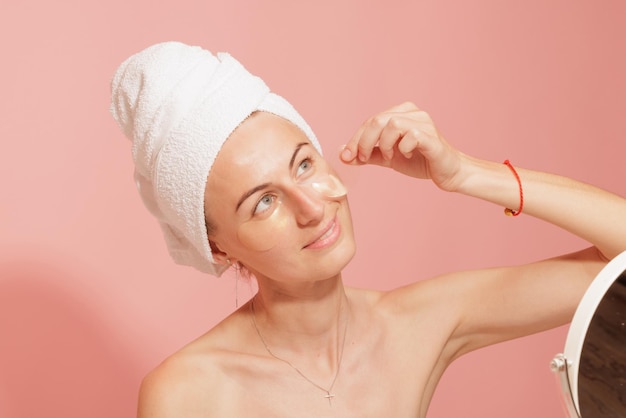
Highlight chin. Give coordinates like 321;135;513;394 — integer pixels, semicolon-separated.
313;237;357;280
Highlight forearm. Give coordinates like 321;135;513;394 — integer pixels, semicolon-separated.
341;103;626;260
456;154;626;259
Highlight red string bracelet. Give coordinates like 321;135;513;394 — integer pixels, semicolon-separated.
503;159;523;216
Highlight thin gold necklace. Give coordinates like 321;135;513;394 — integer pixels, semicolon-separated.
249;296;350;406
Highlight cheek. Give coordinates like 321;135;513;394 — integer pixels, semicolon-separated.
236;175;349;253
309;174;347;198
237;203;290;252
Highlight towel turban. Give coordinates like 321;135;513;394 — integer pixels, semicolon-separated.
110;41;321;276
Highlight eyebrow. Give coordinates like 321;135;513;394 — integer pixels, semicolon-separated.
289;142;310;170
235;142;310;212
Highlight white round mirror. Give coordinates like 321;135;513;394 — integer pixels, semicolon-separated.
551;250;626;417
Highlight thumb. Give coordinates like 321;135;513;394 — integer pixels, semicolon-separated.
339;147;391;167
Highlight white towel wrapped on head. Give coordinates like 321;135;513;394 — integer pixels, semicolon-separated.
110;41;321;276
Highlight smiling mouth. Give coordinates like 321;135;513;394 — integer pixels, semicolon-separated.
304;216;340;249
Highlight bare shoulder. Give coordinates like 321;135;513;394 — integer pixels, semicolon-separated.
346;278;460;321
137;310;252;418
376;273;464;319
373;274;470;358
137;352;217;418
345;280;469;401
348;280;462;347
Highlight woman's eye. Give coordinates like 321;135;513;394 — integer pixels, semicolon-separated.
253;194;275;215
296;158;312;176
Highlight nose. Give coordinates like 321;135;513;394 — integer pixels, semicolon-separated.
289;185;325;226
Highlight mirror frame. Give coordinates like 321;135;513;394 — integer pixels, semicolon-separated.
551;250;626;417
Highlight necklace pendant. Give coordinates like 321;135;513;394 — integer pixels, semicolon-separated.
324;392;335;405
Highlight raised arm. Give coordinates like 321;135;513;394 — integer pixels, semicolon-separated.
339;102;626;260
340;102;626;353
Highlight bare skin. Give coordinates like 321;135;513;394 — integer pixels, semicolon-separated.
137;105;625;418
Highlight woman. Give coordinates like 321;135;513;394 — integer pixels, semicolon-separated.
111;42;626;417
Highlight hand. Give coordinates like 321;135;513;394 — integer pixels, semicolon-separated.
339;102;464;192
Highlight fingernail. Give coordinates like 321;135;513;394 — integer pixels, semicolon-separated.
341;148;352;161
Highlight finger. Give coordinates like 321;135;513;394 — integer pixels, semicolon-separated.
396;128;421;158
341;113;391;163
378;115;414;160
341;112;380;163
340;147;389;167
339;102;422;164
340;123;367;163
364;148;391;167
355;113;391;162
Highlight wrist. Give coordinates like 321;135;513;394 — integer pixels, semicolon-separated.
454;156;524;212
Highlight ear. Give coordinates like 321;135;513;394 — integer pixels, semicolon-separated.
209;240;235;266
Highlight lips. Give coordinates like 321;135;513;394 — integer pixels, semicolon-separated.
304;216;341;250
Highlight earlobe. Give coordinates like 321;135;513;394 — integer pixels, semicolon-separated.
209;240;233;265
214;252;235;266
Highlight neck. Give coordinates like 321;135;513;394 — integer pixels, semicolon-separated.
250;273;349;365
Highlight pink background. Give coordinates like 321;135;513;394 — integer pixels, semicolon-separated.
1;1;625;417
